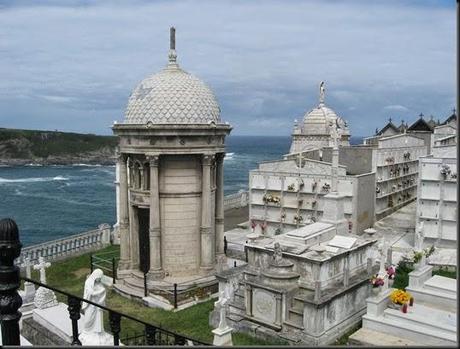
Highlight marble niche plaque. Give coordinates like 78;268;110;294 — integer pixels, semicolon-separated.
252;288;277;325
327;235;357;249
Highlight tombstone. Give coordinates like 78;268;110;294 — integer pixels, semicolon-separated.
33;257;58;309
21;258;36;304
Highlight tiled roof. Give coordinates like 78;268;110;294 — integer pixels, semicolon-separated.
124;63;220;124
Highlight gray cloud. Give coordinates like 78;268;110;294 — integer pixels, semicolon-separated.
0;0;455;136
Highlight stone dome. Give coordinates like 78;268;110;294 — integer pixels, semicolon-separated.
124;45;220;125
302;103;349;135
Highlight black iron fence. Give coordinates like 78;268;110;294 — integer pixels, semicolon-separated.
90;249;120;284
0;218;211;346
21;276;210;346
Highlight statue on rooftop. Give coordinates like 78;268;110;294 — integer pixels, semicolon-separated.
319;81;325;104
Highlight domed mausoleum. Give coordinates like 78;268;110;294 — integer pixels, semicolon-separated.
289;82;350;153
112;28;231;304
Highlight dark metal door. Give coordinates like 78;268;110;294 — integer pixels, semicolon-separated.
138;208;150;273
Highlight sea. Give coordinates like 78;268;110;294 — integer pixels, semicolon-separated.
0;136;362;246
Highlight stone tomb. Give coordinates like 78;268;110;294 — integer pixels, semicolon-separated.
350;265;457;346
211;222;378;345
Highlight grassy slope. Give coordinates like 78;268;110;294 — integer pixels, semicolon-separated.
0;127;117;158
27;246;281;345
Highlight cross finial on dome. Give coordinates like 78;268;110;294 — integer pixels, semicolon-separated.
168;26;178;66
319;81;325;105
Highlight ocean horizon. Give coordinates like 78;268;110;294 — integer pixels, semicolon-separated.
0;135;363;246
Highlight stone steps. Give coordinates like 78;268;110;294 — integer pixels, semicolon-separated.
287;308;303;325
283;319;304;331
113;283;145;300
383;304;456;337
362;313;457;346
348;328;419;346
405;285;456;311
423;275;457;297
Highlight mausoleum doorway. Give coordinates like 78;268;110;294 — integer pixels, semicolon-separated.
137;207;150;273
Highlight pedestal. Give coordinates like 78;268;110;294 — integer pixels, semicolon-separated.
321;192;348;235
212;326;233;346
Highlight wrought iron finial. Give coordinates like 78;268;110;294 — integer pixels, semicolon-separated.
319;81;325;105
0;218;23;345
168;26;177;65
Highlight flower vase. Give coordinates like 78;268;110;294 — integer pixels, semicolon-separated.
388;278;394;288
371;287;381;296
409;297;414;306
402;303;408;313
388;302;400;310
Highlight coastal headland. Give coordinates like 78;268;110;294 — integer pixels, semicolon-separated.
0;127;117;165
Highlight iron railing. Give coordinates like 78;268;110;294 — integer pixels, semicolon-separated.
21;276;211;346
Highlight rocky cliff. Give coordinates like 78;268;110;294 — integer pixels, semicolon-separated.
0;128;117;165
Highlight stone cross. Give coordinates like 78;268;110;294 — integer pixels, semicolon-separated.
33;257;51;284
22;257;33;279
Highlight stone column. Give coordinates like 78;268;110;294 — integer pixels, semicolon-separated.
148;155;164;279
215;153;225;255
129;204;139;269
118;153;131;270
200;154;214;271
274;293;282;327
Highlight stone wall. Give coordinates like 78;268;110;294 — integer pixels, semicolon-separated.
160;154;202;275
21;317;68;346
322;146;374;175
302;281;369;345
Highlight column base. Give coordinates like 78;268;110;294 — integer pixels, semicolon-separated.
200;265;215;275
118;259;131;271
147;269;165;281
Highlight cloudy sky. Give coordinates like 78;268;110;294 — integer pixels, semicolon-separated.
0;0;456;136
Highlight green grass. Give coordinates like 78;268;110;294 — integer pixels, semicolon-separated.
334;321;362;345
393;260;457;290
26;246;279;345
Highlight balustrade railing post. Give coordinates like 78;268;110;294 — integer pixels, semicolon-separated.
145;325;156;345
90;253;94;273
144;272;148;297
223;236;227;256
112;257;116;284
67;296;82;346
173;283;178;309
109;311;121;346
0;218;23;346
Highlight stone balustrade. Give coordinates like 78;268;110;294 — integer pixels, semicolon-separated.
223;190;249;210
17;224;112;265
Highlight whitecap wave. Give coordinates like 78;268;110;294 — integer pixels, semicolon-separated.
0;176;69;184
72;163;102;167
224;152;235;160
25;163;43;167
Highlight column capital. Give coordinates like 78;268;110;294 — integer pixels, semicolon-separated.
117;152;127;163
202;154;215;166
147;155;160;167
